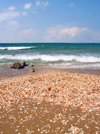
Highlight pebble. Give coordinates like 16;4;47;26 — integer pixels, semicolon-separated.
0;72;100;133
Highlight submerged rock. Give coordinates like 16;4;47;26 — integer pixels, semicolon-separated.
9;61;27;69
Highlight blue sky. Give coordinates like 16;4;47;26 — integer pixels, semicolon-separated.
0;0;100;43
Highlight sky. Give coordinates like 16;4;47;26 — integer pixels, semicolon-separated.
0;0;100;43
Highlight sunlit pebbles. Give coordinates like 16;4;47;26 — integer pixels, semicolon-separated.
0;72;100;133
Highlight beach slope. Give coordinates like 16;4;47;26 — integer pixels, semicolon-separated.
0;71;100;133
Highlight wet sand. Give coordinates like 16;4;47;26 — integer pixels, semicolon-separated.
0;64;100;79
0;65;100;133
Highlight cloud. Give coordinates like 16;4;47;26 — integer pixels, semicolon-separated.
19;29;38;35
36;1;40;6
0;28;38;43
35;1;49;9
18;29;38;42
32;11;38;14
8;6;16;11
45;25;92;42
0;10;20;22
7;20;19;26
60;27;91;37
46;25;62;37
70;3;74;7
22;12;27;16
92;31;100;42
43;1;49;7
7;21;19;30
24;3;33;9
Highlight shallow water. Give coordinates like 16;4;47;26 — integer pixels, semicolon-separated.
0;43;100;68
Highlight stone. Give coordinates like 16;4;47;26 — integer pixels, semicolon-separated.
30;64;34;67
30;68;35;72
21;62;26;67
29;64;34;67
48;87;51;91
12;62;21;69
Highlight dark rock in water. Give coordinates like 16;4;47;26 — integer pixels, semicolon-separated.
9;61;27;69
12;62;21;69
30;68;35;72
21;62;26;67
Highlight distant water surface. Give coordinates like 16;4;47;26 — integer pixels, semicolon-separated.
0;43;100;69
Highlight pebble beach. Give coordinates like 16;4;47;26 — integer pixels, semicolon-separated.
0;66;100;134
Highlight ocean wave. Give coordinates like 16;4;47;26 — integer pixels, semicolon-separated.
0;46;35;50
48;63;100;68
0;54;100;63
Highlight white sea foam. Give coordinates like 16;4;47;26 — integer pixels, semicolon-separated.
0;54;100;63
48;63;100;68
0;46;35;50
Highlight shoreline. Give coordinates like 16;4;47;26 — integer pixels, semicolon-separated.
0;64;100;80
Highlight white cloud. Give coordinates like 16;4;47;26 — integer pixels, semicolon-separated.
7;21;19;30
20;29;34;34
0;11;20;22
36;1;41;6
7;20;19;25
19;29;38;35
45;26;92;42
24;3;33;9
46;25;62;37
43;1;49;7
32;11;38;14
92;31;100;42
0;28;38;43
70;3;74;7
60;27;90;37
22;12;27;16
18;29;38;42
35;1;49;9
8;6;16;11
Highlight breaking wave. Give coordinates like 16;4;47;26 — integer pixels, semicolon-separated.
0;54;100;63
0;46;35;50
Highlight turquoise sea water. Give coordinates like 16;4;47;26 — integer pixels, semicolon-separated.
0;43;100;68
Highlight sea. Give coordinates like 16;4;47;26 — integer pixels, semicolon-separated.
0;43;100;69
